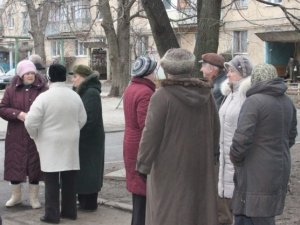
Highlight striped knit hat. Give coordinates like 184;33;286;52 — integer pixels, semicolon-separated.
131;56;157;77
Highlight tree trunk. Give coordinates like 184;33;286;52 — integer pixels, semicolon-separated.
141;0;179;57
99;0;132;97
192;0;221;77
26;0;50;63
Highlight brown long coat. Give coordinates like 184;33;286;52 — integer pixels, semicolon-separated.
137;78;220;225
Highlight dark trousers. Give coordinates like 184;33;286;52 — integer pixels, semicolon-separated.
78;193;98;210
131;193;146;225
0;215;2;225
218;197;233;224
235;215;275;225
44;171;77;221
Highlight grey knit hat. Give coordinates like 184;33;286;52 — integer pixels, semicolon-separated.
131;56;157;77
160;48;195;75
251;64;278;83
224;55;253;78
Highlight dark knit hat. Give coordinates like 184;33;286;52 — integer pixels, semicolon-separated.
200;53;225;68
131;56;157;77
251;64;278;83
72;65;93;77
160;48;195;75
48;64;66;82
224;55;253;78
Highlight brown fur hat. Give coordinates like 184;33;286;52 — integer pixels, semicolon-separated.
160;48;195;75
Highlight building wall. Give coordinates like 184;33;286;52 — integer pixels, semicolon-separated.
219;0;299;65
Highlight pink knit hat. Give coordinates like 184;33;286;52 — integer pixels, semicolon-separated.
16;60;37;78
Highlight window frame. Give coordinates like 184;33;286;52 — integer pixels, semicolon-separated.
233;30;248;54
75;40;87;56
51;40;61;57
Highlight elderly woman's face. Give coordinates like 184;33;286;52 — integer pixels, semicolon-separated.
22;72;36;85
72;73;85;88
226;66;242;83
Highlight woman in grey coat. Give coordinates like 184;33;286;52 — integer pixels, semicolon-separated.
230;64;298;225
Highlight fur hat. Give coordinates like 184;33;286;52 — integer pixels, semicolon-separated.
251;64;278;83
200;53;224;68
72;65;93;77
29;54;45;71
160;48;195;75
16;60;37;78
224;55;253;78
131;56;157;77
48;64;66;82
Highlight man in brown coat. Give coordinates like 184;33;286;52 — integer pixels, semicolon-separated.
137;48;220;225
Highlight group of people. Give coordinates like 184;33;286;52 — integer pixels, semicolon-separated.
123;48;297;225
0;57;105;224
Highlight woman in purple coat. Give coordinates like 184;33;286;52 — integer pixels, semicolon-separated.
0;60;47;209
123;56;157;225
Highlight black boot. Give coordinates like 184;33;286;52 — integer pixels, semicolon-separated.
40;216;59;224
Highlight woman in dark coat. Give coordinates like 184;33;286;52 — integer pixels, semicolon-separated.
230;64;298;225
0;60;47;209
123;56;157;225
72;65;105;211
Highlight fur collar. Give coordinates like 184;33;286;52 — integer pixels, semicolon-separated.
220;76;251;97
161;78;212;88
76;72;101;96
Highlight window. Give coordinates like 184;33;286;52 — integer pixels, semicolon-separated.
51;40;61;56
96;8;103;20
76;40;87;56
233;31;248;54
22;12;29;34
163;0;172;9
7;10;14;28
136;36;149;56
71;1;89;20
235;0;248;8
266;0;282;3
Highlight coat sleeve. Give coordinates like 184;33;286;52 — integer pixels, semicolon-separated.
289;105;298;148
80;89;98;132
230;97;258;166
136;90;167;174
24;95;44;140
136;92;152;129
0;88;22;121
211;96;220;163
78;100;87;129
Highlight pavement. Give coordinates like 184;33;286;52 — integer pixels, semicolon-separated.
0;80;131;224
0;81;299;224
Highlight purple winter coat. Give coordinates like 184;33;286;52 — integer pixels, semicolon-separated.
0;75;47;182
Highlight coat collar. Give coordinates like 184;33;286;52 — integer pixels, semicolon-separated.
131;77;156;92
161;77;212;88
220;76;251;97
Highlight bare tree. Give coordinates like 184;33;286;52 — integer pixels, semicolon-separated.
142;0;222;77
26;0;52;62
141;0;180;57
3;0;52;62
98;0;137;96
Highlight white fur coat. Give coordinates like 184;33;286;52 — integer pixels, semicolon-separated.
218;76;251;198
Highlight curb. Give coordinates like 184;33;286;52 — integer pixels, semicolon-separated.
99;198;132;212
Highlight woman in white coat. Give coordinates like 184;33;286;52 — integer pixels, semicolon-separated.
218;55;253;225
25;64;87;224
